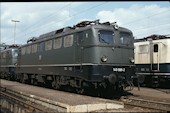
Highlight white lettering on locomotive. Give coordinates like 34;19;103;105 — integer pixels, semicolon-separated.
113;68;125;72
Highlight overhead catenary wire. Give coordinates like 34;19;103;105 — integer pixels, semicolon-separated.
23;2;109;35
2;2;170;44
121;8;170;26
133;23;170;31
5;2;72;40
4;21;169;44
26;2;109;35
4;2;109;44
19;3;169;39
134;27;170;38
21;3;72;32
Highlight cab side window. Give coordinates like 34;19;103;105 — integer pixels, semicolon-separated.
154;44;158;52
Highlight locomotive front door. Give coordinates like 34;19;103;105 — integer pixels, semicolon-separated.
151;43;160;71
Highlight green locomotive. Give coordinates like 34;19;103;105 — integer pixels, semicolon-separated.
1;20;135;97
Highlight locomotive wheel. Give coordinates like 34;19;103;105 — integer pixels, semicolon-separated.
152;83;159;87
18;74;25;83
11;74;17;81
20;77;25;83
83;85;99;97
34;80;38;86
76;88;84;94
52;81;60;89
97;82;118;98
45;80;52;88
97;85;107;98
30;78;38;85
137;75;145;84
59;85;75;93
7;74;11;80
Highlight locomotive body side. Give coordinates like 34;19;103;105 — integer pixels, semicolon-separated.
15;20;135;96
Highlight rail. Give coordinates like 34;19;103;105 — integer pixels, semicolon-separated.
0;88;52;113
121;96;170;112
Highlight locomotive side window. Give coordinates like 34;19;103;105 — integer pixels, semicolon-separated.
98;30;114;44
64;34;73;47
3;52;6;58
32;44;37;53
154;44;158;52
39;42;45;52
45;40;52;51
26;45;31;54
139;45;148;53
7;51;10;58
53;38;62;49
120;32;132;45
21;47;26;55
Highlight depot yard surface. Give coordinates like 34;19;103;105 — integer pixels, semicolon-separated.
129;86;170;103
1;79;170;112
95;86;170;112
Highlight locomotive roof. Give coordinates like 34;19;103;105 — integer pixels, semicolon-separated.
23;19;132;47
135;34;170;42
0;47;18;53
0;44;20;53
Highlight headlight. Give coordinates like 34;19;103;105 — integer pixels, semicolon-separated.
114;24;119;30
111;22;119;30
130;57;134;63
101;56;107;62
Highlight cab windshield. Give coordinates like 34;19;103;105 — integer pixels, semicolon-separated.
12;49;18;57
120;32;132;46
98;30;114;44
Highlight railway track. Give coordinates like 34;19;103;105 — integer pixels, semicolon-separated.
0;87;55;113
156;88;170;94
120;96;170;112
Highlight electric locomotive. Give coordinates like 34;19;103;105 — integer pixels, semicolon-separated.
134;34;170;87
16;20;135;96
0;44;20;80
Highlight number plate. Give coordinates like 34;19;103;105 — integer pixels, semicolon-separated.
113;68;125;72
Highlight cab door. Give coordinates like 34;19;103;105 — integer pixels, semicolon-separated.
75;32;84;64
151;43;159;71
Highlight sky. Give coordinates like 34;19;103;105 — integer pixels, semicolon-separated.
1;1;170;45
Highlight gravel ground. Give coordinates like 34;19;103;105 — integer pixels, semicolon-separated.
129;86;170;103
93;105;160;112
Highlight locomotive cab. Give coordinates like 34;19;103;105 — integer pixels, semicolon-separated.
0;45;20;80
96;28;135;90
73;21;135;91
